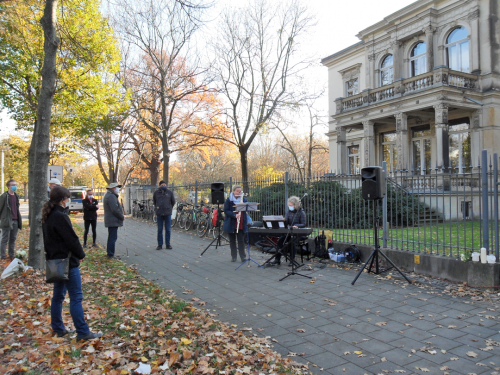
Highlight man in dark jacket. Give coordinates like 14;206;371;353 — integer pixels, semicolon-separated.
153;180;175;250
0;179;22;261
82;189;99;248
103;183;124;258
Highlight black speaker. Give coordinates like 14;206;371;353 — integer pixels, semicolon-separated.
211;182;225;204
361;166;386;200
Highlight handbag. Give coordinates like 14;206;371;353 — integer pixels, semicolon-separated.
46;252;72;283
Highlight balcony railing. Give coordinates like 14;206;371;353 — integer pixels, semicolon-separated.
336;66;480;114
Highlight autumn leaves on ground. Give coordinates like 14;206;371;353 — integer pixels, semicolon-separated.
0;224;306;375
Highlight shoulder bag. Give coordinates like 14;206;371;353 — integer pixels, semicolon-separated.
46;252;72;283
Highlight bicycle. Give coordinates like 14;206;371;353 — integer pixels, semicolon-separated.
178;203;192;229
185;204;205;231
171;202;185;228
196;205;212;237
147;199;157;223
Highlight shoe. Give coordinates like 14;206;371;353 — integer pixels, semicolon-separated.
77;332;102;341
165;245;172;250
269;259;280;266
156;245;162;250
83;244;87;248
92;243;97;248
55;329;75;337
231;258;236;262
106;255;114;259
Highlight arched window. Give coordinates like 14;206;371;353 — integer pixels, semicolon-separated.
380;55;393;86
446;27;470;73
410;42;427;77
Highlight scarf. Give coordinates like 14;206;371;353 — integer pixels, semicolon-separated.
229;192;242;204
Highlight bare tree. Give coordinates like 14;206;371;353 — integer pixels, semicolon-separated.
113;0;220;185
81;114;137;186
213;0;313;185
28;0;59;269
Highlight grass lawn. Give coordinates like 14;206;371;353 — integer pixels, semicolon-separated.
0;222;306;374
322;220;495;257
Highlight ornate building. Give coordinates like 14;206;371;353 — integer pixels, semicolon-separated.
322;0;500;175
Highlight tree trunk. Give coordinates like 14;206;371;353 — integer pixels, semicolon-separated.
162;141;170;185
239;145;249;193
307;129;313;180
150;156;160;187
28;0;59;269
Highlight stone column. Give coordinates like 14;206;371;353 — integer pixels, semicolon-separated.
337;126;347;174
391;40;403;80
424;26;436;72
395;112;409;171
368;53;376;89
363;120;375;167
468;9;480;73
470;110;482;169
434;103;450;171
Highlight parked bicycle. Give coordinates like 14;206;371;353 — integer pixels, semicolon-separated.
184;204;207;231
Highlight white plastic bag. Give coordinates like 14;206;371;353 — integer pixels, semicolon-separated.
1;259;32;279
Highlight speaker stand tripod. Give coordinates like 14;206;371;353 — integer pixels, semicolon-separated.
200;203;228;257
351;201;412;285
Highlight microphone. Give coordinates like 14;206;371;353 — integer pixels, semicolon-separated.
300;193;308;200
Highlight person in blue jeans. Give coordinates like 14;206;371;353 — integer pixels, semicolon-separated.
103;182;124;258
42;186;102;341
153;180;175;250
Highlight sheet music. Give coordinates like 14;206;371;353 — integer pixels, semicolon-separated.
278;222;285;228
262;215;284;221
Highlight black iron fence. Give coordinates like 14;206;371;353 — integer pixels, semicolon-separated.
127;150;499;262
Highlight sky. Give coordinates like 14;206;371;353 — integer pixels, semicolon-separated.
0;0;417;141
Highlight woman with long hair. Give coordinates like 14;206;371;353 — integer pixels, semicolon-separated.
42;186;101;341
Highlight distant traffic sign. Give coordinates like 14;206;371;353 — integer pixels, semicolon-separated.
47;165;63;183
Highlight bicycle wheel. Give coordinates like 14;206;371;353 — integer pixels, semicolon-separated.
171;213;178;228
184;212;194;231
179;211;189;229
152;212;157;223
196;214;209;237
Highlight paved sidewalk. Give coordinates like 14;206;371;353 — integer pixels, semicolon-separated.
76;215;500;375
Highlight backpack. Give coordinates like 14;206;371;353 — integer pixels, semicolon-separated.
314;231;329;259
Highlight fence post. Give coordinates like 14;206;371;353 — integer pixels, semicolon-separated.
382;161;388;248
481;150;489;254
284;172;289;209
195;180;199;206
494;153;499;261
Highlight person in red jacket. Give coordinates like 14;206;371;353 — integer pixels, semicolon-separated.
82;190;99;248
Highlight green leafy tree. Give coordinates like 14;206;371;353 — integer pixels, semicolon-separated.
0;0;125;268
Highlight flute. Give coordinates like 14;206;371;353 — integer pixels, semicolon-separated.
236;212;241;233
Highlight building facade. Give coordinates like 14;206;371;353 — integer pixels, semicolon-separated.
322;0;500;176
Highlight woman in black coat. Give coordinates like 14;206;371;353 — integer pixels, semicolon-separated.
42;186;102;341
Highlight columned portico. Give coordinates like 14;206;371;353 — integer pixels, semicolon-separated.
434;103;450;171
363;120;375;166
394;112;409;170
337;126;347;174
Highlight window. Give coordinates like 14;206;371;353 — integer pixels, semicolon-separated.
70;192;83;200
412;126;432;175
446;27;470;73
449;119;471;173
410;42;427;77
348;145;360;175
382;132;397;173
380;55;394;86
346;78;359;97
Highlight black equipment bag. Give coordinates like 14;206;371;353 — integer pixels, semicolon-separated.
46;252;72;283
314;231;328;259
343;245;361;263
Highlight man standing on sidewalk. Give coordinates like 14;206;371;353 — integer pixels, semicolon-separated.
0;179;22;261
103;183;124;259
82;189;98;248
153;180;175;250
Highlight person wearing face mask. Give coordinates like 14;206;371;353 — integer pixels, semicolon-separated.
42;186;102;341
153;180;175;250
103;183;124;259
0;179;22;261
223;185;248;262
269;196;306;266
82;189;99;248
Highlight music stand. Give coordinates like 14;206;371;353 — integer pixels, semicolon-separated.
234;202;264;270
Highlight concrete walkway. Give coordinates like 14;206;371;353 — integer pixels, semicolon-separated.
76;215;500;375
